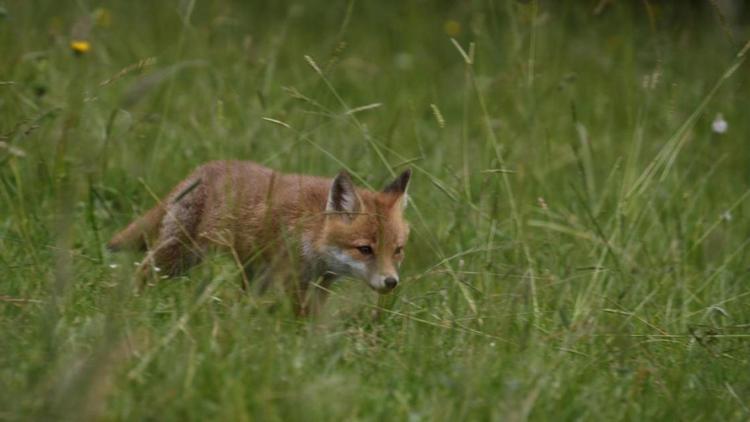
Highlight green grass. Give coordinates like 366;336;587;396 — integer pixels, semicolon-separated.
2;1;750;420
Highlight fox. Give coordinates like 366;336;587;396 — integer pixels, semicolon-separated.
107;160;412;316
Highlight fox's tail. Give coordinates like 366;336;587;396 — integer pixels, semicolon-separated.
107;205;166;251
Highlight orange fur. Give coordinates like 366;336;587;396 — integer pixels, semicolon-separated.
108;160;412;315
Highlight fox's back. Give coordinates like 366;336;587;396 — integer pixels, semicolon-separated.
197;160;331;214
193;161;332;254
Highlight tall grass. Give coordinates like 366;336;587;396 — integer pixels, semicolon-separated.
2;1;749;420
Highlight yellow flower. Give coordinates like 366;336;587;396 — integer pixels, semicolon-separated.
70;40;91;55
444;20;461;37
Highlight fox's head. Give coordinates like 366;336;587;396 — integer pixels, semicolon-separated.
318;169;411;293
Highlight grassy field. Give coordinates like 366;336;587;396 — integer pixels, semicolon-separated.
2;1;750;420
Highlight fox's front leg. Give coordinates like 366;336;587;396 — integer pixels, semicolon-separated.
287;273;335;317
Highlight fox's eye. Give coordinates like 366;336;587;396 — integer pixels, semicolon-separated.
357;245;374;255
394;246;403;255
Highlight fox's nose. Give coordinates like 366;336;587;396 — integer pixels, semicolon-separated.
384;277;399;289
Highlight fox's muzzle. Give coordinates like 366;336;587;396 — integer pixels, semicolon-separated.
369;274;399;294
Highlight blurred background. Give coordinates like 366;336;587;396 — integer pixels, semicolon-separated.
2;1;749;420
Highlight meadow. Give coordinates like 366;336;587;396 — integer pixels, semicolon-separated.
2;1;750;420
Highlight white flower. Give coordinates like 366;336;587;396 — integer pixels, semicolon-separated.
108;263;119;269
641;71;660;90
712;113;728;134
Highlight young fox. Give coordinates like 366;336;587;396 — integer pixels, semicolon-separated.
108;161;412;315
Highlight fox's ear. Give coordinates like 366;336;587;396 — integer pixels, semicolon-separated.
383;168;411;209
326;170;361;216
